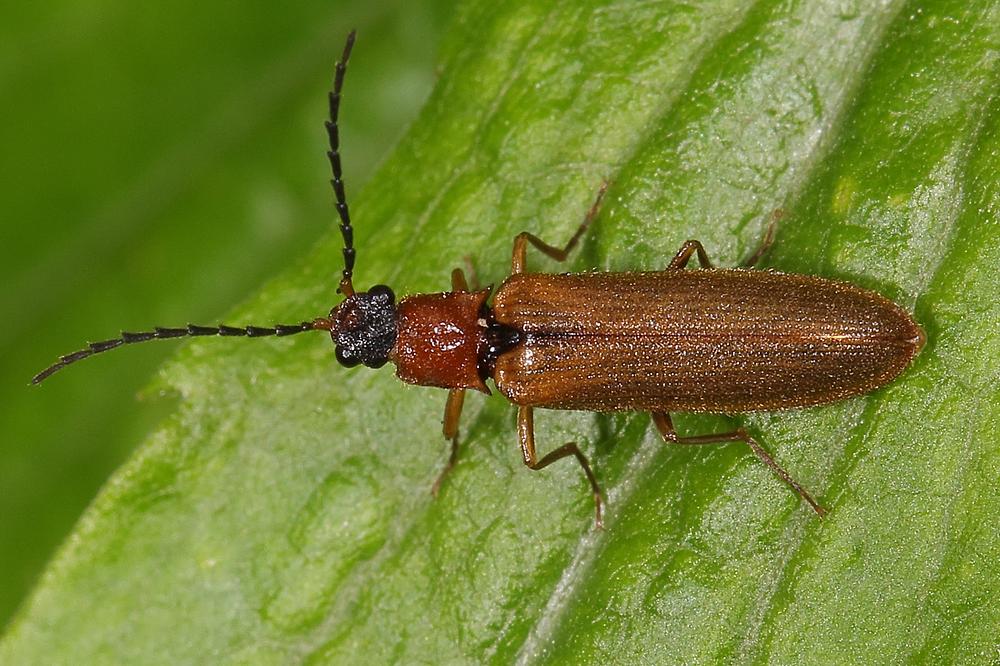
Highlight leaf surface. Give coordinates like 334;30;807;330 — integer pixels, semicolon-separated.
3;1;998;663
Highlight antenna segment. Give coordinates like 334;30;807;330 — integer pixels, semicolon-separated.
326;30;357;296
31;321;322;384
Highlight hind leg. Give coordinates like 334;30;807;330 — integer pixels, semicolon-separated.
650;412;826;516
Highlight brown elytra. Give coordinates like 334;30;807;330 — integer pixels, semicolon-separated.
490;270;924;413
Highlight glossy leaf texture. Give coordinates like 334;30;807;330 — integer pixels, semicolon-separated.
4;0;999;663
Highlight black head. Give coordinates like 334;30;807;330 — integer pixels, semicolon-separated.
328;285;397;368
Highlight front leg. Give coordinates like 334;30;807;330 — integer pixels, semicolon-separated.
518;406;604;528
429;266;478;496
431;388;466;496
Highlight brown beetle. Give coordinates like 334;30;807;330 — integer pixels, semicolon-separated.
33;32;924;527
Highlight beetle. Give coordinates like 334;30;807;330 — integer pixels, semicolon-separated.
34;31;925;527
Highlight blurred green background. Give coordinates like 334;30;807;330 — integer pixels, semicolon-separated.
0;0;451;626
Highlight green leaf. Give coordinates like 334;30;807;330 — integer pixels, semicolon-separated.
4;0;999;663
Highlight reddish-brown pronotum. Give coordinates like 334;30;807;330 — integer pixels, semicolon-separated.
33;32;925;528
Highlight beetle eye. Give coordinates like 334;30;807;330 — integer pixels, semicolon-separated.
335;346;361;368
368;284;395;305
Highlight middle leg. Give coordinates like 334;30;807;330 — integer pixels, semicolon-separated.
518;406;604;528
511;181;608;274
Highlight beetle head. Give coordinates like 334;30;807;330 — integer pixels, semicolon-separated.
322;285;397;369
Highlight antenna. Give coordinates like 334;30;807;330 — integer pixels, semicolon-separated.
326;30;357;296
31;322;329;384
31;32;362;385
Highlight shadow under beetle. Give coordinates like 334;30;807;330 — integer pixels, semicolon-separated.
34;32;926;528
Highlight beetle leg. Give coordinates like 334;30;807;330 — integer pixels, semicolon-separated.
451;268;470;292
667;241;714;270
741;210;780;268
650;412;827;517
465;257;483;290
432;388;467;496
669;211;780;271
429;265;485;497
518;406;604;528
511;181;608;274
